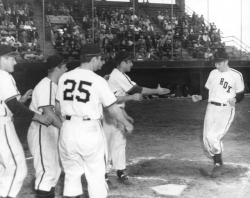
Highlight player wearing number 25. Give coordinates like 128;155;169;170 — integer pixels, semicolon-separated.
55;43;133;198
28;54;70;198
192;50;244;178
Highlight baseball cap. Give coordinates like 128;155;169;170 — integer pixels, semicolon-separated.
115;51;134;63
0;45;20;57
214;50;228;63
46;54;71;70
81;43;106;59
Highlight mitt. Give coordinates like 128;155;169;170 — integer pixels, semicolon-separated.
192;95;202;102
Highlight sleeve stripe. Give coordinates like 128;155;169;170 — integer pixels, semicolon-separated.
126;85;137;93
105;99;118;108
49;81;52;106
231;68;244;83
38;105;54;110
5;94;21;103
123;73;135;86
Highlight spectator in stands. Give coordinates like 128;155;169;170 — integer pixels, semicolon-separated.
201;31;210;47
182;84;192;97
204;48;214;61
157;12;164;27
193;40;203;58
30;27;39;41
174;84;183;97
135;47;146;60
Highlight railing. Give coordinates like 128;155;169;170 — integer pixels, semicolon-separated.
184;5;250;60
222;36;250;52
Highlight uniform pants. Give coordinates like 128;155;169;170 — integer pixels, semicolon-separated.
0;117;27;198
102;110;126;171
59;119;107;198
203;103;235;156
27;122;61;191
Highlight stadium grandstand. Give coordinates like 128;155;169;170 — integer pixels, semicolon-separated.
0;0;248;62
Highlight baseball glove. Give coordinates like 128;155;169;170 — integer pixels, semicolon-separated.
192;95;202;102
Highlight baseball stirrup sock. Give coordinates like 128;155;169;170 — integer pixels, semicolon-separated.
213;153;222;166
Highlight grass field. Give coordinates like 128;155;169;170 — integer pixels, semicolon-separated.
15;97;250;198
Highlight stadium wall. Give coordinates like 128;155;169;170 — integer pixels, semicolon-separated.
13;61;250;95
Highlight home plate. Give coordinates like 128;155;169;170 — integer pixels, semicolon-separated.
151;184;187;196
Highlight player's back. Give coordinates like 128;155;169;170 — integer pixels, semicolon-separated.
29;77;57;115
57;68;107;120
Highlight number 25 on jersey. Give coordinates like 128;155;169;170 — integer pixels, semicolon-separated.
63;79;92;103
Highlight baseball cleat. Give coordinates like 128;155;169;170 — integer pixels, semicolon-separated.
199;168;211;177
211;163;223;178
117;175;133;186
106;179;118;190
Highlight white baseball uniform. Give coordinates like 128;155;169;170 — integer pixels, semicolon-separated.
203;68;244;156
56;68;117;198
0;70;27;198
102;68;137;170
27;77;61;192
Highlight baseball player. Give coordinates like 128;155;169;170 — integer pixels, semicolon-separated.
0;45;53;198
192;50;244;178
27;54;69;198
103;51;170;186
55;43;134;198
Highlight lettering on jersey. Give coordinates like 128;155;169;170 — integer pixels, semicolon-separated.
219;78;232;93
227;86;232;93
63;80;92;103
220;78;224;85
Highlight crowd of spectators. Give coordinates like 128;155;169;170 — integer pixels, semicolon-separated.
157;10;224;60
48;1;185;61
0;0;43;61
47;0;225;61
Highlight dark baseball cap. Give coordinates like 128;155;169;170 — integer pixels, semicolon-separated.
115;51;134;63
81;43;106;59
46;54;71;70
214;50;228;63
0;45;20;57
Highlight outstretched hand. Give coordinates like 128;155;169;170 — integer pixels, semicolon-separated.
157;84;170;95
19;89;33;103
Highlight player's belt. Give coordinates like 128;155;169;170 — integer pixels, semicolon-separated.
210;102;227;106
65;115;90;121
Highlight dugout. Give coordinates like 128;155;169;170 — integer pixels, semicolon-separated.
13;60;250;96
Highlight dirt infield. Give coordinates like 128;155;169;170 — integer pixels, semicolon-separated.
15;97;250;198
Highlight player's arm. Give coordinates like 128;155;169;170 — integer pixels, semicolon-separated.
228;73;245;106
121;107;134;123
55;101;65;122
116;93;142;103
128;84;170;96
107;103;134;133
41;106;62;128
6;97;53;126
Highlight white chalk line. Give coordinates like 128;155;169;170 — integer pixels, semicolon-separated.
110;154;250;197
26;156;33;160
